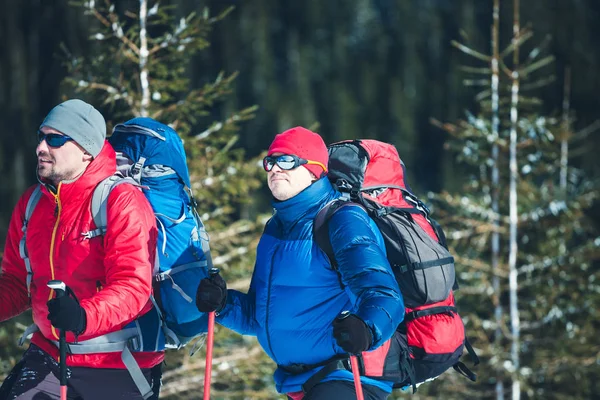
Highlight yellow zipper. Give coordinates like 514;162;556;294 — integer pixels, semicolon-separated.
48;183;62;340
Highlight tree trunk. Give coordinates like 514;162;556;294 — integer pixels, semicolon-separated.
490;1;504;399
509;1;521;399
139;0;149;117
560;66;571;196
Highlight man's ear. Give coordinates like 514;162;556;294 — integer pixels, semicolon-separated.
83;152;93;162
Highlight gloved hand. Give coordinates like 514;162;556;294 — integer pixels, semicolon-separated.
332;313;373;354
47;295;87;335
196;273;227;313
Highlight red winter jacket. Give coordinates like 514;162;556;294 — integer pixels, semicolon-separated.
0;141;163;369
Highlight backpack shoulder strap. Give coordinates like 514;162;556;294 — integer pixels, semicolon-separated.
82;174;140;239
313;199;342;268
313;198;363;269
429;217;459;291
19;185;43;297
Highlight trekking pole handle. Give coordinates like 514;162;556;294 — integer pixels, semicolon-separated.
337;311;365;400
47;280;67;297
47;280;68;399
209;267;220;278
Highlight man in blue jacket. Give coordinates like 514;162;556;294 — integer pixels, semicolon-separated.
196;127;405;399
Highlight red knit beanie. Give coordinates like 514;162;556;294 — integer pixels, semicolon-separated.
267;127;328;178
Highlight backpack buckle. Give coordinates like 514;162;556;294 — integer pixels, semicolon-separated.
130;157;146;182
415;199;431;216
404;310;420;322
335;179;352;191
376;207;392;217
131;163;142;176
128;336;141;352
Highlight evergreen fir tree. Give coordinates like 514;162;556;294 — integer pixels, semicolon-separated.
428;1;600;399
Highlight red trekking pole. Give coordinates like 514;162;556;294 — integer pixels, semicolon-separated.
338;311;365;400
47;280;68;400
203;268;220;400
349;354;365;400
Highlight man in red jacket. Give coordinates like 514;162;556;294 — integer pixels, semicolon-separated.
0;99;163;399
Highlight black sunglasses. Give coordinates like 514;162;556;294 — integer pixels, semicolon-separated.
263;154;327;173
37;131;74;148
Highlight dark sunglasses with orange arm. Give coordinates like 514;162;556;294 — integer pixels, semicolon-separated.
263;154;327;173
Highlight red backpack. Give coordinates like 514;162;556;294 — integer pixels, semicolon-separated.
314;139;479;392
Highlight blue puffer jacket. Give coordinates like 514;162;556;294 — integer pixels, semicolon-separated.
217;177;405;394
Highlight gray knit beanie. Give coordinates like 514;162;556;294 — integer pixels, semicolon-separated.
39;99;106;157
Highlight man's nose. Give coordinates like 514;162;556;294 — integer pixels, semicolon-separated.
271;163;283;173
36;137;49;154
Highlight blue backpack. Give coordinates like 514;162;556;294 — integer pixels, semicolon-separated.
108;117;212;347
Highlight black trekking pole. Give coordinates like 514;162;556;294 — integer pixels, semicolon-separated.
47;280;68;400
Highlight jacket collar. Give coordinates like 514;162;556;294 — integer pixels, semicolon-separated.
271;177;338;225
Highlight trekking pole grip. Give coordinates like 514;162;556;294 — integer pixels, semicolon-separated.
48;279;67;298
47;280;68;400
338;311;365;400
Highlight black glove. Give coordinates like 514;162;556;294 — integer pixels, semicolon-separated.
196;273;227;313
47;295;87;335
332;313;373;354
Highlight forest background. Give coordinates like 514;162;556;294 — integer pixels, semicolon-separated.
0;0;599;399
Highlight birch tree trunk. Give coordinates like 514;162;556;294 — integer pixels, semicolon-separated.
139;0;150;117
560;67;571;196
490;1;504;399
509;1;521;399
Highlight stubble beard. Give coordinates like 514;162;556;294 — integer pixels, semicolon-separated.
269;181;296;201
38;164;61;185
38;162;81;185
